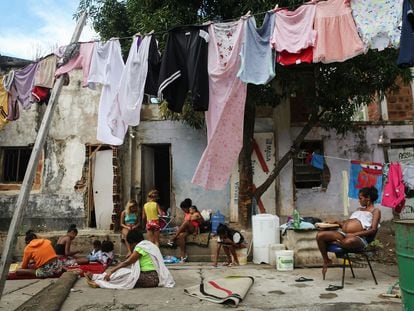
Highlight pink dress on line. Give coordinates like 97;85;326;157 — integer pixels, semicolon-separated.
191;20;247;190
313;0;364;63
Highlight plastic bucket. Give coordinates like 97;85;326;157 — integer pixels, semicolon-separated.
269;244;286;267
275;250;294;271
395;220;414;311
236;248;248;265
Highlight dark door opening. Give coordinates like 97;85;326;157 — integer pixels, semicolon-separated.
141;144;171;213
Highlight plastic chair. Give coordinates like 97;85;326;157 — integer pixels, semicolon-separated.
327;236;378;290
159;212;175;234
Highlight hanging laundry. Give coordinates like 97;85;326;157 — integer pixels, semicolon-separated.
313;0;364;63
31;86;50;104
2;70;14;92
311;153;324;170
87;40;125;145
237;12;276;84
402;163;414;200
144;36;161;97
192;19;247;190
398;0;414;67
9;62;39;110
348;160;383;203
34;54;58;88
271;3;316;65
158;25;209;113
277;47;313;66
382;163;405;213
55;43;81;67
112;35;150;128
55;42;95;87
351;0;403;51
0;76;9;129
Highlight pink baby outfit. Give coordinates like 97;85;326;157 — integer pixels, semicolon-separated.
191;20;247;190
272;3;317;65
55;42;95;87
313;0;364;63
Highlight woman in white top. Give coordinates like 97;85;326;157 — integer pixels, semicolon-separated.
316;186;381;279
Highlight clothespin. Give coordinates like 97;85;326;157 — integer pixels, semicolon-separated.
133;32;141;37
146;30;155;36
273;4;279;11
241;10;251;19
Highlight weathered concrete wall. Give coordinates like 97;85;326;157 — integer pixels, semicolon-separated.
135;120;231;223
277;97;414;222
0;70;101;231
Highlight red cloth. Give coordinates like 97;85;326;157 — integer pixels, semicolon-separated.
277;47;313;66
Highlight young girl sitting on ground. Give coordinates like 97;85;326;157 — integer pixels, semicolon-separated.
87;240;114;267
143;189;163;247
212;223;245;267
55;224;82;265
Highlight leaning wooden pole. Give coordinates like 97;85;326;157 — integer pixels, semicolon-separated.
0;12;87;298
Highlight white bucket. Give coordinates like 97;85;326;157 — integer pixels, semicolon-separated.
269;244;286;266
236;248;248;265
275;250;294;271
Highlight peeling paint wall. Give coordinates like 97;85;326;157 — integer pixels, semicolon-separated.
135;120;231;223
0;70;101;231
277;100;414;222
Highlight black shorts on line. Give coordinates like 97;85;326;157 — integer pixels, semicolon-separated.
158;25;209;113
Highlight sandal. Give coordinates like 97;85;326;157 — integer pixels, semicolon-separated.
325;284;343;291
295;277;314;282
228;262;239;267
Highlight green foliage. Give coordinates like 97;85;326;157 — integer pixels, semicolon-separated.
158;101;205;129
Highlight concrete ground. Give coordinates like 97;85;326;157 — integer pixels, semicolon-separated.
0;262;402;311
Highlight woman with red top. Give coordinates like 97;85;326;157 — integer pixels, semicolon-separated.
167;198;203;262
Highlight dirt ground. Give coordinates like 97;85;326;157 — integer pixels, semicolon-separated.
373;220;397;265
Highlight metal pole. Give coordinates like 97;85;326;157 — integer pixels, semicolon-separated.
0;12;87;298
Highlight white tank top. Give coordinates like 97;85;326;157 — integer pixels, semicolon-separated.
349;210;374;230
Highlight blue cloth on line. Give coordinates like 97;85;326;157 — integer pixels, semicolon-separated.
311;153;324;170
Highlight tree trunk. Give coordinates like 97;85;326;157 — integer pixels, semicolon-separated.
253;110;324;200
238;99;256;229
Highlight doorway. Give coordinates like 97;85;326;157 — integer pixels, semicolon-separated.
141;144;171;213
86;144;115;229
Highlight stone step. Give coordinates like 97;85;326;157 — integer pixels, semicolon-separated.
2;229;252;263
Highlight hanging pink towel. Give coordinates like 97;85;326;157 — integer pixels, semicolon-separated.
382;163;405;213
191;20;247;190
55;42;95;87
313;0;364;63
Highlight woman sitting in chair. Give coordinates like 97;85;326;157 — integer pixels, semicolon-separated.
316;186;381;279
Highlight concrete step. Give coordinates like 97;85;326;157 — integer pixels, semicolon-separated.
2;229;252;263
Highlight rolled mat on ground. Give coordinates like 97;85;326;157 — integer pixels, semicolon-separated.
184;276;254;307
15;272;78;311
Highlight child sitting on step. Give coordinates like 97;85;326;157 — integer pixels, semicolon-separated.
212;223;245;267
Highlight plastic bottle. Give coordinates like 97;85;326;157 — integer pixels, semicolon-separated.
293;209;300;229
211;211;225;234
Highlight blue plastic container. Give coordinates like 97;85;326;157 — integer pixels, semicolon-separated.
211;211;225;234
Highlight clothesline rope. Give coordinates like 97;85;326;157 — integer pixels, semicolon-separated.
78;0;327;44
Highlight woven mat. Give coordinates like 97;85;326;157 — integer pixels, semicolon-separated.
184;276;254;307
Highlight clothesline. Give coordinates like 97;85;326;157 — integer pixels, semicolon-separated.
77;0;327;44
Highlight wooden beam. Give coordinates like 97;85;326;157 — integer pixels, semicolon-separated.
0;12;87;298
